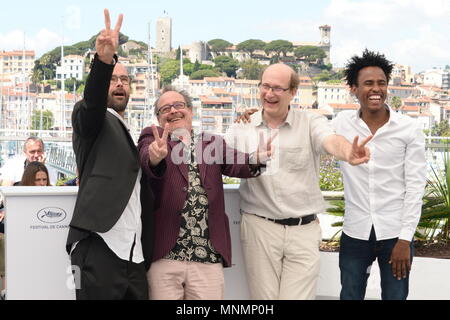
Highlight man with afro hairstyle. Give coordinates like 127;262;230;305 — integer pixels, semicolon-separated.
332;49;427;300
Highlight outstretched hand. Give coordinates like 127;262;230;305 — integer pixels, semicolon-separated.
96;9;123;64
235;108;259;124
148;124;169;167
348;135;372;165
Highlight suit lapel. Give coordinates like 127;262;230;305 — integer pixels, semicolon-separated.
198;133;208;182
169;139;188;183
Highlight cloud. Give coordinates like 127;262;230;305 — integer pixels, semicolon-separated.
325;0;397;29
325;0;449;27
390;25;450;71
0;29;66;58
323;0;450;71
331;39;366;68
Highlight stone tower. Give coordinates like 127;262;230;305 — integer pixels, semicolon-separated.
156;16;172;53
319;25;331;65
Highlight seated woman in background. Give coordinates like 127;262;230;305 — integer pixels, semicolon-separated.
20;161;51;186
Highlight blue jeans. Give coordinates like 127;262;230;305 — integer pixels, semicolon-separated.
339;227;413;300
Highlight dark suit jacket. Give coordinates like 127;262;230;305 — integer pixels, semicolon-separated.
66;55;153;263
138;127;256;268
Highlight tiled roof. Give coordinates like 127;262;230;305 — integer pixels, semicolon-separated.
328;103;359;110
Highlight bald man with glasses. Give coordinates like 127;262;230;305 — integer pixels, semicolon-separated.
226;63;371;300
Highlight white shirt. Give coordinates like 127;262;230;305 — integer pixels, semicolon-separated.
98;169;144;263
72;109;144;263
225;109;335;219
332;106;426;241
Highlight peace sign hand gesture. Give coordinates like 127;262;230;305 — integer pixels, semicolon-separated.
148;124;170;167
255;130;278;165
96;9;123;64
348;135;372;165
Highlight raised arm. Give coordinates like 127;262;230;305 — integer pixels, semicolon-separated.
96;9;123;64
323;134;372;165
72;9;123;138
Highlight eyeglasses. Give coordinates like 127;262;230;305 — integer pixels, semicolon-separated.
259;83;290;94
110;75;130;85
157;102;187;115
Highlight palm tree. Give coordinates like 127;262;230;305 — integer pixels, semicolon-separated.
418;152;450;241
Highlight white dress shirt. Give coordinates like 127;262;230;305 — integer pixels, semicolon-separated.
332;106;426;241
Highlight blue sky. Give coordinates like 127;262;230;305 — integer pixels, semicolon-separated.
1;0;449;72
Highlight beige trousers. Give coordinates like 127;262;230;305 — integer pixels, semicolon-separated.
147;259;224;300
241;213;322;300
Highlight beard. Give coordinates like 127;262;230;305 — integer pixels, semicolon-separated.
107;93;129;113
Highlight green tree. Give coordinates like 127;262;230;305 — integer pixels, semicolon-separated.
128;48;144;58
326;79;343;85
331;69;344;81
239;59;264;80
76;84;85;95
176;46;181;60
313;70;332;82
207;39;233;55
199;64;214;71
214;56;239;77
183;62;195;76
432;120;450;136
236;39;266;58
32;32;130;83
420;152;450;241
56;78;84;91
264;40;293;58
159;59;180;85
294;46;326;64
190;69;221;80
31;110;54;130
193;60;201;72
391;96;402;110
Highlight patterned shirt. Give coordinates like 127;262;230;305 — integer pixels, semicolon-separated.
165;134;223;264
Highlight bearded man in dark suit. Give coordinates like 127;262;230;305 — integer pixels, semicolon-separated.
67;9;153;300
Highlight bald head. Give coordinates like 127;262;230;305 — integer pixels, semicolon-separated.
261;63;299;92
259;63;299;122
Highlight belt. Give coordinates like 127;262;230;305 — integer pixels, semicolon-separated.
255;214;317;226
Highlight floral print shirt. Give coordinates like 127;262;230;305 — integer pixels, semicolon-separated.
165;134;222;264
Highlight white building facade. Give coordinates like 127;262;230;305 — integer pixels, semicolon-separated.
56;55;85;81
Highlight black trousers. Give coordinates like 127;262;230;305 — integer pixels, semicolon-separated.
70;233;148;300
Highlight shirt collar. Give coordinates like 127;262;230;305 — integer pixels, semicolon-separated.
256;106;293;128
354;104;399;125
